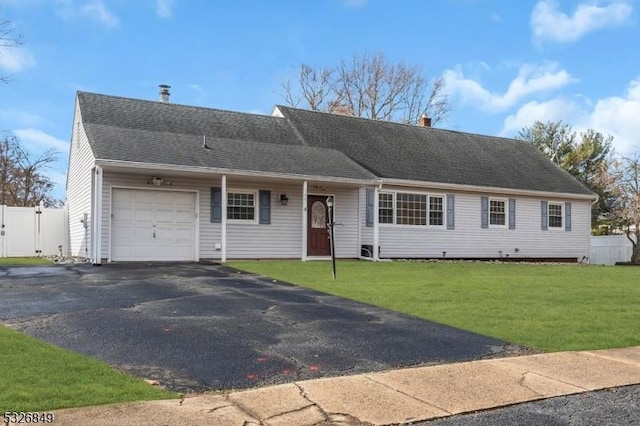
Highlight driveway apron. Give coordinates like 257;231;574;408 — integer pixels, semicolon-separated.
0;263;522;393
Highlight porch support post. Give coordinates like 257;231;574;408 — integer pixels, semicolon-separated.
92;166;103;265
373;185;380;261
221;174;227;262
301;180;308;261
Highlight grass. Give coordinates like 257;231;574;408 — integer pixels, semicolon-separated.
0;257;51;266
0;325;177;412
229;260;640;353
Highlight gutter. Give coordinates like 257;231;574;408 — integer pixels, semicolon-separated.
94;159;381;186
380;178;597;201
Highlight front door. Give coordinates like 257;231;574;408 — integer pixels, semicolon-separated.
307;195;331;256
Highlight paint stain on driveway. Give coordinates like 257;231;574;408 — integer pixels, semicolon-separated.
0;263;528;393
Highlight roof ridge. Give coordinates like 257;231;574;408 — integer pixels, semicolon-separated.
77;91;282;121
274;104;528;143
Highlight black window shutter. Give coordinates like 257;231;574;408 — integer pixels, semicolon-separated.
446;194;455;230
211;187;222;223
259;190;271;224
541;201;548;230
481;196;489;229
508;198;516;230
565;202;572;231
366;189;374;227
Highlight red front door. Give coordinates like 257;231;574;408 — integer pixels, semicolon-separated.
307;195;331;256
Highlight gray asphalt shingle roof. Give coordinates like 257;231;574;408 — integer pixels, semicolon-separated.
77;92;376;181
76;91;593;196
277;106;593;196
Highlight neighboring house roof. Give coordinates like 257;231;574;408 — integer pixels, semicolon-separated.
76;91;593;196
276;106;594;196
77;92;376;181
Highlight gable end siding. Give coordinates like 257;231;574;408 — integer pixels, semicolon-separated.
66;105;96;257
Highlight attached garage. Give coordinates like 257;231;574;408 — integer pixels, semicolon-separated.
111;188;197;261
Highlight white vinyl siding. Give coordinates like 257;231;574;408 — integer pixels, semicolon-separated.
66;103;96;258
377;187;590;260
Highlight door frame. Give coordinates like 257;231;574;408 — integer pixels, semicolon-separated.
306;192;335;258
109;186;200;262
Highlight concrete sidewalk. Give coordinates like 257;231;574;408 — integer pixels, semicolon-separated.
52;346;640;426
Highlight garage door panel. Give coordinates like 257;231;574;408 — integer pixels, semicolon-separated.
112;189;196;262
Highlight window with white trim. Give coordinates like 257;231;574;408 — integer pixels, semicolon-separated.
227;191;256;221
429;196;444;226
396;193;427;225
548;203;563;228
489;199;506;226
378;192;394;224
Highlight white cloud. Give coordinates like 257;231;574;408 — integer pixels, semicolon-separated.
443;62;575;112
55;0;119;29
156;0;173;18
13;129;69;153
501;78;640;155
586;79;640;154
0;46;36;73
531;0;632;44
500;98;582;136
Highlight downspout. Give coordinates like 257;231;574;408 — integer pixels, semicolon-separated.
221;174;227;262
93;166;103;265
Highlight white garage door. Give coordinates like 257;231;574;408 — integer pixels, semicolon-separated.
111;189;197;261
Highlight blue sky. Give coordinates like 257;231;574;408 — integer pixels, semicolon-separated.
1;0;639;201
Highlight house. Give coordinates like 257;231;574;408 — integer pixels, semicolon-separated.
66;88;595;264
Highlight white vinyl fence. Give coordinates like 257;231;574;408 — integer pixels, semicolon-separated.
0;205;67;258
590;235;634;265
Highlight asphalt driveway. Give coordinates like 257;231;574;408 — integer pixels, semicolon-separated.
0;263;525;393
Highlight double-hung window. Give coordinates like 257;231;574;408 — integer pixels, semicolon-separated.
378;192;394;224
227;191;256;221
548;203;563;228
429;196;444;226
489;199;506;226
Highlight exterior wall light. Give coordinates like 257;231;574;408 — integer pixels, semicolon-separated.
280;193;289;206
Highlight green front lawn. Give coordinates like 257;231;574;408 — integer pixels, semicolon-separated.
230;260;640;352
0;257;51;266
0;325;177;412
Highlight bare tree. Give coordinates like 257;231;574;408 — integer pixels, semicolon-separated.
1;6;24;84
282;52;451;125
0;133;58;207
607;155;640;263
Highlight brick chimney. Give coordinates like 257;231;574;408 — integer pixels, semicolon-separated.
159;84;171;103
418;113;431;127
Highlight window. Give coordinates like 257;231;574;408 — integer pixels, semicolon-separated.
378;192;394;224
489;199;506;226
227;192;255;221
548;203;563;228
429;196;444;226
396;193;427;225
